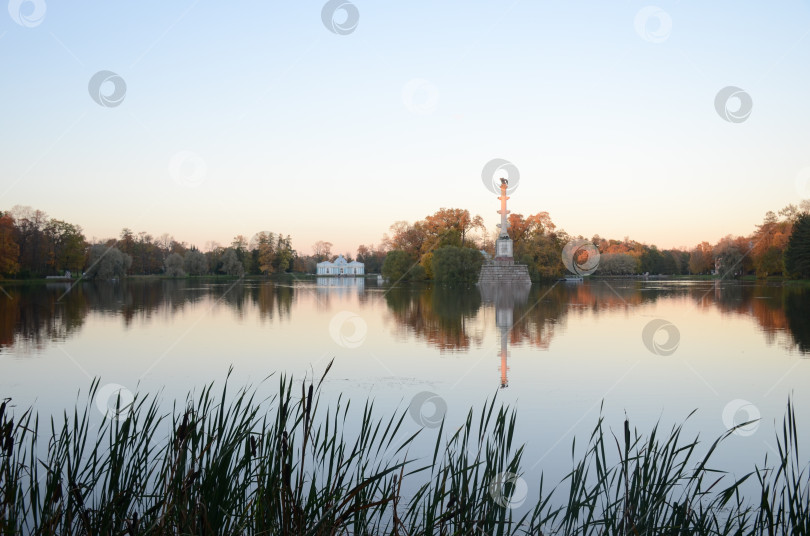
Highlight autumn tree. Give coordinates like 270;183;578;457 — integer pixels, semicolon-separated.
383;208;485;264
252;232;276;274
12;206;49;276
118;228;135;256
294;255;317;274
383;221;428;257
713;235;746;278
312;241;333;263
356;244;387;274
170;239;188;256
751;210;792;278
506;212;566;280
422;208;485;249
0;214;20;276
688;242;714;274
156;233;173;256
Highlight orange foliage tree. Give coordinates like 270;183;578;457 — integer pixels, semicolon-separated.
751;211;792;278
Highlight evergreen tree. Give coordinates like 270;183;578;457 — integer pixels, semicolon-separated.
784;213;810;279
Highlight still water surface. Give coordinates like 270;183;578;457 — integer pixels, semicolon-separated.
1;277;808;492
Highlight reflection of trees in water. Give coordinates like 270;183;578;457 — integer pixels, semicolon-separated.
0;280;295;353
480;283;647;351
784;289;810;353
2;279;808;355
698;283;808;353
563;281;653;312
78;279;208;325
383;281;810;354
219;281;248;317
509;285;567;350
385;286;482;352
248;284;294;322
0;285;88;353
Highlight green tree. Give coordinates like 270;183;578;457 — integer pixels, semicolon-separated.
272;235;293;273
431;246;483;286
784;213;810;279
45;219;86;273
382;250;425;282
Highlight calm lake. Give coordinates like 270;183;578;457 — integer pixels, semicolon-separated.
1;277;809;498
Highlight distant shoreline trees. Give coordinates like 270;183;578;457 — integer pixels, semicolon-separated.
2;200;810;281
0;205;302;280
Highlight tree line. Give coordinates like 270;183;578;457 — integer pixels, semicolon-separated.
0;206;297;279
378;202;810;283
2;201;810;281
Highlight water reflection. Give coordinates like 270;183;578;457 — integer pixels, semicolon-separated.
0;280;808;356
479;283;531;388
385;286;482;351
316;277;365;294
0;280;294;353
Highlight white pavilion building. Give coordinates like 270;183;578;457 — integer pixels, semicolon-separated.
316;255;364;276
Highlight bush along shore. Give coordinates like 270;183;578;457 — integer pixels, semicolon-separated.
1;369;808;534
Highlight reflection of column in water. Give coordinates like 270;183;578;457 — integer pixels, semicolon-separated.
497;308;512;388
479;282;530;389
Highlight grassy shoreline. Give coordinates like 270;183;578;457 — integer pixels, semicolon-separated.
1;371;807;534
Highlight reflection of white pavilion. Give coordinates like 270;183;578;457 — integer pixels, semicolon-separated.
316;255;364;276
316;276;365;296
479;283;531;388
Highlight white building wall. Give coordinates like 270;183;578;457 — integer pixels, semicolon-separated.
316;258;364;276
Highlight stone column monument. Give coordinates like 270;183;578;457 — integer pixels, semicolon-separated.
495;178;513;259
477;178;531;285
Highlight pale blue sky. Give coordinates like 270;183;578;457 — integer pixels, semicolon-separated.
2;0;810;254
